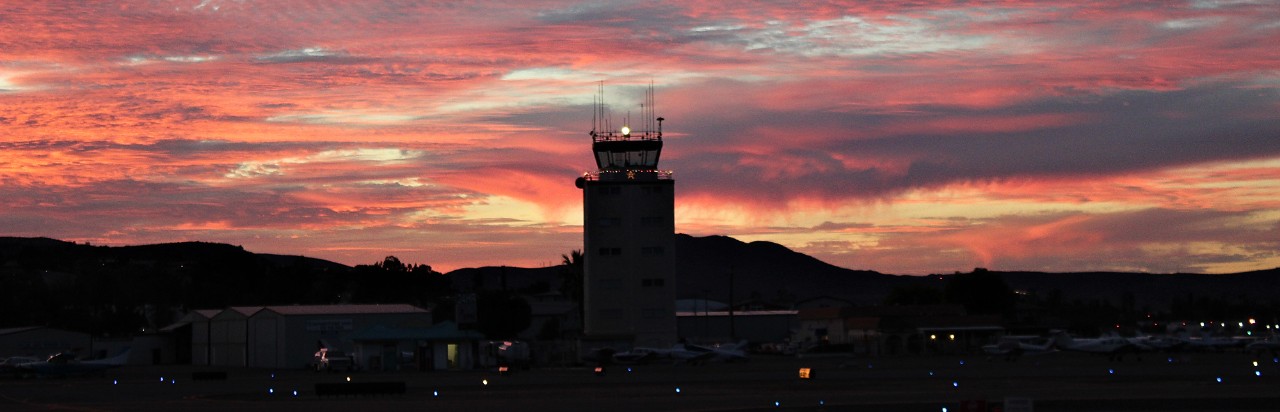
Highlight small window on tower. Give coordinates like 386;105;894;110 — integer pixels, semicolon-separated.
601;309;624;320
641;246;664;256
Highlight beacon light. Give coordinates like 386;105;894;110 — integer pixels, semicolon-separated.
621;126;630;135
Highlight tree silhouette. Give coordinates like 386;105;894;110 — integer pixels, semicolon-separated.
476;290;532;339
944;268;1015;316
559;250;584;330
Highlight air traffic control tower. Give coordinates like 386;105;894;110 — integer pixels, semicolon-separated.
575;86;676;348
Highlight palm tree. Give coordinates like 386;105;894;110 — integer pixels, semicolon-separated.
559;250;584;333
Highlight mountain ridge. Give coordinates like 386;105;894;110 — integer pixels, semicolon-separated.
3;235;1276;309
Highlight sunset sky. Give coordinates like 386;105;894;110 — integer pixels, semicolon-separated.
3;1;1278;274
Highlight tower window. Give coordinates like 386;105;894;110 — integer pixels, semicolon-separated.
641;278;665;287
640;216;664;227
596;217;622;227
600;309;624;320
641;246;664;256
641;308;666;319
600;278;622;290
596;186;621;195
598;247;622;256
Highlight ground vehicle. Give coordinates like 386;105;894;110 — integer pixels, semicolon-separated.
311;348;355;372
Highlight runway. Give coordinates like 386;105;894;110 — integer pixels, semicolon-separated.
2;351;1277;411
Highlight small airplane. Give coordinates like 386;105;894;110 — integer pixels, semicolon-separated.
1124;335;1186;352
1245;337;1280;357
982;335;1055;361
683;340;750;362
1049;332;1140;361
1177;333;1245;352
18;349;131;378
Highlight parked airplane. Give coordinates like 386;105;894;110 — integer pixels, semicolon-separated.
18;349;130;378
1177;333;1246;352
982;335;1055;361
1049;332;1141;361
1245;337;1280;357
684;340;750;362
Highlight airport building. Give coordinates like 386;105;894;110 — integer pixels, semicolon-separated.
182;304;438;369
0;326;91;359
576;86;676;348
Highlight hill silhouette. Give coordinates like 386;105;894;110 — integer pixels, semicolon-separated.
2;236;1277;335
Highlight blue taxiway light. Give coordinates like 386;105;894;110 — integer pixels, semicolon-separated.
675;387;682;393
1108;369;1115;375
959;360;965;365
1256;371;1262;377
951;381;959;387
433;390;440;397
774;401;781;407
269;388;275;394
1216;377;1223;383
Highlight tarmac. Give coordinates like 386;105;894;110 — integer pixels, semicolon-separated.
2;351;1278;411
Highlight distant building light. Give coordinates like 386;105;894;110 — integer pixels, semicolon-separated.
798;368;812;379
